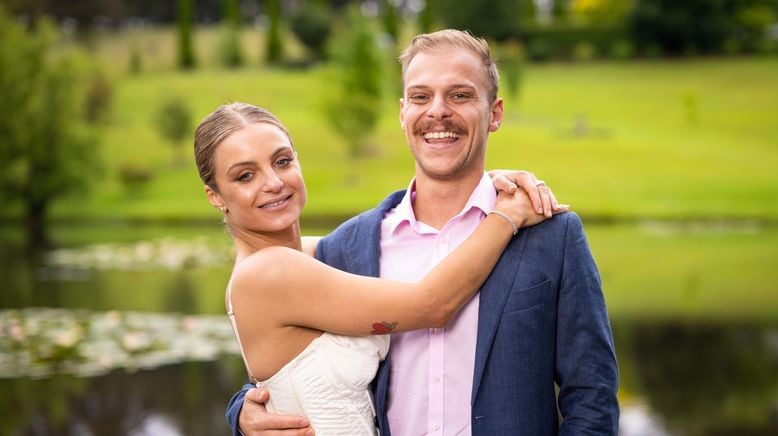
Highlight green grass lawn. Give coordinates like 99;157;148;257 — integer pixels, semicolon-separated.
38;27;778;223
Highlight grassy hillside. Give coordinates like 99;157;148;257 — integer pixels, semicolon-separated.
41;28;778;222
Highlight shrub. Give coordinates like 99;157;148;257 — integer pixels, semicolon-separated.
265;0;283;64
118;163;154;195
218;0;244;68
83;71;112;125
177;0;196;69
324;7;383;159
155;98;193;166
290;3;332;61
521;23;629;60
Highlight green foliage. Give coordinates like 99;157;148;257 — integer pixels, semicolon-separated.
630;0;778;55
495;40;525;101
129;42;143;74
218;0;244;68
265;0;283;64
552;0;568;19
118;162;154;195
324;8;383;159
519;0;537;21
83;70;113;124
521;23;629;61
290;2;332;61
380;0;399;44
417;0;436;33
608;38;635;59
0;9;101;246
569;0;632;25
155;97;193;165
435;0;522;41
177;0;197;69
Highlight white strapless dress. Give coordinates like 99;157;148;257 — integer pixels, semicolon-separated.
257;332;389;435
227;280;389;435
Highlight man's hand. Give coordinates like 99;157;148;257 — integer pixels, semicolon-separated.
239;388;314;436
488;169;569;218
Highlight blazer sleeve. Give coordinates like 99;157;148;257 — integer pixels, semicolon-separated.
555;213;620;434
225;381;258;435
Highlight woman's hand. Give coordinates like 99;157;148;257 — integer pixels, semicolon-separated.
492;187;566;232
488;169;569;218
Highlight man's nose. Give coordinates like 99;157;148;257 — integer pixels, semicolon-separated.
426;94;451;119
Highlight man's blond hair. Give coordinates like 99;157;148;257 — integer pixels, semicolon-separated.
398;29;500;103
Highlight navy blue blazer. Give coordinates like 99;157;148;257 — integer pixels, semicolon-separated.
227;190;619;435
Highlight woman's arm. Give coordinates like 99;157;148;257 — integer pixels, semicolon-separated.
231;190;550;337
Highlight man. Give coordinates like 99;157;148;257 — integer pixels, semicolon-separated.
227;29;619;435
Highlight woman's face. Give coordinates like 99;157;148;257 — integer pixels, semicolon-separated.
207;122;306;235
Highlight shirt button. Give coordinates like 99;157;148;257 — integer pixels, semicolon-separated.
432;328;442;334
433;376;440;383
432;424;440;431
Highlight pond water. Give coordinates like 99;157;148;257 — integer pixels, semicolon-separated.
1;223;776;435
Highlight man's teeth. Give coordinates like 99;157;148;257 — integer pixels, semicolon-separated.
423;131;460;139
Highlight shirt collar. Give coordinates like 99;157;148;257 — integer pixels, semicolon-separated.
384;173;496;236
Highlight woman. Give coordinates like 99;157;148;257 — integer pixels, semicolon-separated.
194;103;557;434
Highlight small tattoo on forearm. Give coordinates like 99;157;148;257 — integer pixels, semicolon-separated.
371;321;398;334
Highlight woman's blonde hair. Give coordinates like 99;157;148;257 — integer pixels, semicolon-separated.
194;102;293;191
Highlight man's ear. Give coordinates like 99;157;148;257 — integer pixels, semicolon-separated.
399;97;405;127
488;98;505;132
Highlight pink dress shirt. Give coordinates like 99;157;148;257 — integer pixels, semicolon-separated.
381;173;496;436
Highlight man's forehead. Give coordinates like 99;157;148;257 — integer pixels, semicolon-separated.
403;49;487;91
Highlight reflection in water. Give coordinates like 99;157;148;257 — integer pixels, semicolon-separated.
0;359;247;436
2;315;776;435
2;228;778;434
614;321;778;436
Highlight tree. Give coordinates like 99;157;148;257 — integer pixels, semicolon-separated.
325;7;383;159
0;9;102;247
496;39;525;102
418;0;436;33
381;0;400;44
290;1;333;61
177;0;196;69
219;0;244;67
435;0;522;41
265;0;283;64
155;97;193;166
629;0;778;55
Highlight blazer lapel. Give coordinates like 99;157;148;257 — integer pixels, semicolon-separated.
471;236;527;404
344;190;405;277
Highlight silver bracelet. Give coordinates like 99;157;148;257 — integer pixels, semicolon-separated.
488;210;519;236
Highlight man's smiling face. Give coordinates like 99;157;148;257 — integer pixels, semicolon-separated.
400;47;503;182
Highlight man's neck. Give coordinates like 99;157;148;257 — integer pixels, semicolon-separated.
412;169;484;230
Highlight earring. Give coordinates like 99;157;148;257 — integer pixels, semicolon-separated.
217;206;226;212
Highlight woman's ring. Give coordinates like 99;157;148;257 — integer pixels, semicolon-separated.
535;180;546;187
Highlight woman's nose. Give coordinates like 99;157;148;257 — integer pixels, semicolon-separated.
262;172;284;192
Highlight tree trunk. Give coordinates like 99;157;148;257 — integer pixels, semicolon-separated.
25;199;51;249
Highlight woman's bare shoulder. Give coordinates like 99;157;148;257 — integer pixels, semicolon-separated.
232;246;314;294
